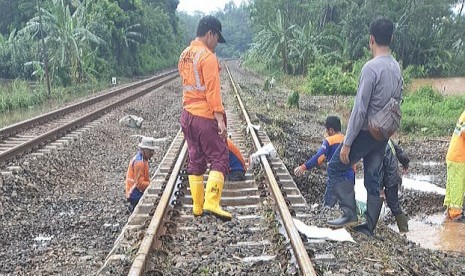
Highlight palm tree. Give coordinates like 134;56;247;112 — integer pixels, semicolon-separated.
20;0;104;84
249;10;293;73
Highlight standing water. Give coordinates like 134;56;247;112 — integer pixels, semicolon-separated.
410;77;465;96
357;176;465;253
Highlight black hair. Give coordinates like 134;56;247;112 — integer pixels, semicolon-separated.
195;15;226;43
369;18;394;46
325;116;341;132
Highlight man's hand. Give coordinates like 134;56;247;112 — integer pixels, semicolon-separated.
339;144;351;164
402;166;408;175
294;165;306;177
214;112;227;141
217;120;227;141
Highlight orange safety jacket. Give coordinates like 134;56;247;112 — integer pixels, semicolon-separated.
125;152;150;199
178;40;225;119
446;110;465;163
227;138;246;171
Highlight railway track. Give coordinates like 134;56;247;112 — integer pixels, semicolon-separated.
0;70;178;165
98;63;318;275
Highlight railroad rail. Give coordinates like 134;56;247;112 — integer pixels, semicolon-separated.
0;71;178;164
98;62;317;275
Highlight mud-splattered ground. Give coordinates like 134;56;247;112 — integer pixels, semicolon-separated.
226;60;465;275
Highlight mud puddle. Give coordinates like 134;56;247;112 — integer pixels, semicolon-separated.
358;176;465;253
389;213;465;253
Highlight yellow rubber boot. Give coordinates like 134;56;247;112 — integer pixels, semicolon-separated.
203;171;232;221
188;175;204;216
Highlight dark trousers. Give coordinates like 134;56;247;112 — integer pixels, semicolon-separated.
180;110;229;176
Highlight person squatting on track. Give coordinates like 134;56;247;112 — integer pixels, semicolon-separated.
125;137;157;213
326;18;403;237
294;116;355;209
381;138;410;232
178;15;232;221
444;109;465;221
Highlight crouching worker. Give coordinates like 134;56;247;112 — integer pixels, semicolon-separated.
227;138;246;181
382;139;410;232
125;137;157;213
179;15;231;221
294;116;355;208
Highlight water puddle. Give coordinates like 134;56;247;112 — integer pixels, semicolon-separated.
411;160;443;167
357;175;465;252
355;175;445;195
402;177;445;194
389;213;465;253
410;77;465;96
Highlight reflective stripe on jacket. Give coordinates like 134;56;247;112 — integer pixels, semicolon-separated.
125;151;150;199
178;40;224;119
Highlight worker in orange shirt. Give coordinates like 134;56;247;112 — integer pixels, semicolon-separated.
444;109;465;221
179;16;231;221
227;138;246;181
125;137;157;212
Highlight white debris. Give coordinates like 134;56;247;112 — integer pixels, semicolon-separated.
249;143;277;165
119;115;144;128
293;218;355;243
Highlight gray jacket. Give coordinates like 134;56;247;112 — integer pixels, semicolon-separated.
345;55;403;146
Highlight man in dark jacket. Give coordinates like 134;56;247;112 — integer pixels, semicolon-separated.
382;139;409;232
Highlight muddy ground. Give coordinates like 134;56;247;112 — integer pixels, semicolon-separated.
227;60;464;275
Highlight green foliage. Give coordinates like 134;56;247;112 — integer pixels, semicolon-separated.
287;91;299;108
246;0;465;77
306;61;357;95
0;0;183;91
0;78;111;113
401;86;465;136
0;80;48;112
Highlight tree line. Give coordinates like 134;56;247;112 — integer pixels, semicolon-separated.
1;0;463;91
246;0;465;78
0;0;182;86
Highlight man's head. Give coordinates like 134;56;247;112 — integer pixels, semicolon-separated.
138;136;157;160
369;18;394;48
196;15;225;50
325;115;342;136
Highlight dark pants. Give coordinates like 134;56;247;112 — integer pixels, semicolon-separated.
180;109;229;176
228;170;245;181
128;188;143;212
384;185;402;215
328;130;387;197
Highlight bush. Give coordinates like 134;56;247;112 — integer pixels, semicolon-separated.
306;61;357;95
401;85;465;136
287;91;299;108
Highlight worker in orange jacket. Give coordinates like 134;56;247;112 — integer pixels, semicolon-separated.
125;137;157;212
179;16;231;221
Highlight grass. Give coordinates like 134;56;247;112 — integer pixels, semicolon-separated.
400;85;465;137
0;79;113;113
